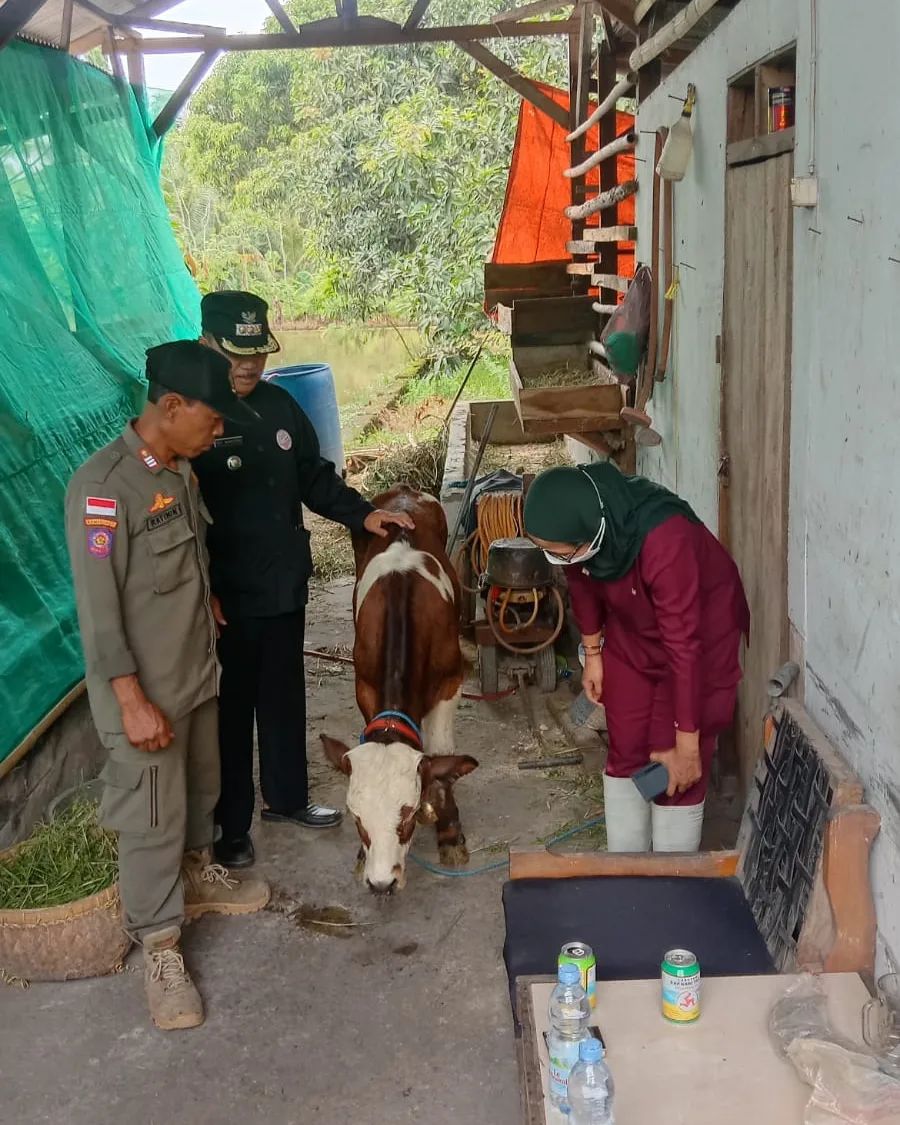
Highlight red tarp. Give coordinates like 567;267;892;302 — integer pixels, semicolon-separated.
491;84;635;280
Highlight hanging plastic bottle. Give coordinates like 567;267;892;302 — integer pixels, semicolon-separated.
656;84;696;182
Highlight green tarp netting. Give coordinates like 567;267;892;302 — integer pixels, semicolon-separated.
0;41;200;764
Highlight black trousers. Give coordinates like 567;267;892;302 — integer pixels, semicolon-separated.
215;610;308;839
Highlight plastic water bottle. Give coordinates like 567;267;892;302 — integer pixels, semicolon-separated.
567;1037;615;1124
548;962;591;1113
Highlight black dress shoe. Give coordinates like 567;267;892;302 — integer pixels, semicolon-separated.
213;834;255;868
261;803;343;829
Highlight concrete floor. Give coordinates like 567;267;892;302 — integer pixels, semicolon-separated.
1;579;600;1125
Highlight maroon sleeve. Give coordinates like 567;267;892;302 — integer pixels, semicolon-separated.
639;517;702;732
563;564;606;636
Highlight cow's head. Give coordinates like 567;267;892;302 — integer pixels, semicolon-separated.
321;734;478;894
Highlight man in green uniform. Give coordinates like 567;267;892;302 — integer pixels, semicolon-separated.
65;340;270;1032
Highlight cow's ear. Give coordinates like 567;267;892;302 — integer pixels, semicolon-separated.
321;734;352;775
424;754;479;783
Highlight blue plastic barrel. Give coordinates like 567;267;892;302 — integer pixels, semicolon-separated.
265;363;345;474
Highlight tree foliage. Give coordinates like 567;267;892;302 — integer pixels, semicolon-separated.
163;0;567;361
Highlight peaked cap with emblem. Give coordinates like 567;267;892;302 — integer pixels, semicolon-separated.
146;340;260;424
201;290;281;356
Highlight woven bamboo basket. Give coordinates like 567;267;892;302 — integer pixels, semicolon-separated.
0;839;131;982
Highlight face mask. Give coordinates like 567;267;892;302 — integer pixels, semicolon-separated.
543;519;606;567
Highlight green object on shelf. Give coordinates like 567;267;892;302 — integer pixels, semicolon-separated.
604;331;642;377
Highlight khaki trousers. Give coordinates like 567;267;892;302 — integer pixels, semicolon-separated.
99;697;219;941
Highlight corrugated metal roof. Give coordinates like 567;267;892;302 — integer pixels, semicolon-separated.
13;1;179;52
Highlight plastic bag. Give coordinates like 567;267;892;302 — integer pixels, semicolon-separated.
788;1038;900;1123
769;975;900;1123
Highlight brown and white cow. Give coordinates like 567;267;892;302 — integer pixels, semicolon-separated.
321;484;478;894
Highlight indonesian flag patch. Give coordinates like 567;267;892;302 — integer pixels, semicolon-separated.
85;496;117;517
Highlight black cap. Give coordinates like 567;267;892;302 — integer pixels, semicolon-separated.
200;290;280;356
146;341;260;424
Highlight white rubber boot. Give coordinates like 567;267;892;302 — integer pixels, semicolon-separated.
651;801;705;853
602;773;652;852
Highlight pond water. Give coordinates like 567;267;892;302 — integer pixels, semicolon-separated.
266;325;419;406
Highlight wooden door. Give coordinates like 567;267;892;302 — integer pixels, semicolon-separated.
720;149;793;791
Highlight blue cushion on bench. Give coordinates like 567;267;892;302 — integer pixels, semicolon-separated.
503;875;776;1023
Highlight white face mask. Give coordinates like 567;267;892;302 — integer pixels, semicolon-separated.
541;470;607;567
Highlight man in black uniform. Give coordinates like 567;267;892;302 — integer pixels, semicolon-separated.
194;291;413;867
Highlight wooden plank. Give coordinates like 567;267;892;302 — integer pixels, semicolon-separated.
495;0;573;21
590;272;629;291
516;978;549;1124
121;15;227;35
629;0;721;70
403;0;432;31
581;224;637;242
722;149;793;789
566;239;599;254
635;130;663;414
727;126;795;167
655;176;674;380
595;0;637;32
509;846;740;879
263;0;297;34
152;50;220;136
509;294;597;342
60;0;74;49
485;261;571;288
566;262;595;275
457;41;570;129
132;17;582;51
0;0;48;50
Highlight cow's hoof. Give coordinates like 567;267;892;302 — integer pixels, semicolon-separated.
438;843;470;868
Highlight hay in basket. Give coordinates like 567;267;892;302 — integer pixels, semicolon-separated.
0;799;130;983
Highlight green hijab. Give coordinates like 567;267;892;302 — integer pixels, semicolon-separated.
523;461;700;581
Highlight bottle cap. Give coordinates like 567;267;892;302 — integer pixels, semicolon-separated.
558;963;581;986
579;1037;603;1062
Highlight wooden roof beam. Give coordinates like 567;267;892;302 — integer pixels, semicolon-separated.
0;0;48;49
152;49;220;135
402;0;432;32
457;40;570;129
494;0;573;22
263;0;297;35
122;16;226;35
133;17;581;52
596;1;637;32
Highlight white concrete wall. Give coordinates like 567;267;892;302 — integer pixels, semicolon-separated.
636;0;900;970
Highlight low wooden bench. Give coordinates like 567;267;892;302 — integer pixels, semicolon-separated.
503;699;880;1020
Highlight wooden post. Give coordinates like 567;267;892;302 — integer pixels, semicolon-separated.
595;49;619;309
567;1;594;290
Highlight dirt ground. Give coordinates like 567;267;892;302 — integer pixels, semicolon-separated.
1;579;603;1125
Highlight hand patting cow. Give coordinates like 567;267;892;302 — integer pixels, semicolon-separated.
321;484;478;894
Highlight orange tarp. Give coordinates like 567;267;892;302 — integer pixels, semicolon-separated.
491;83;634;279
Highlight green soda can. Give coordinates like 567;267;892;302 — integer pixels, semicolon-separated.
661;949;701;1022
559;941;596;1009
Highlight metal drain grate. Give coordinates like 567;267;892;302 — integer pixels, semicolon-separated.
742;711;833;970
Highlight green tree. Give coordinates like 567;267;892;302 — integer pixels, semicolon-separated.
163;0;568;362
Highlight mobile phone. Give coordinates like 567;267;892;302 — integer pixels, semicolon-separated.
631;761;670;801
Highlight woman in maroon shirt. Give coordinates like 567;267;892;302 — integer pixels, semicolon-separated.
524;462;749;853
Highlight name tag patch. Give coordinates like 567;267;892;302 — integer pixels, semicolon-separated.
84;516;118;530
147;503;184;531
213;435;244;449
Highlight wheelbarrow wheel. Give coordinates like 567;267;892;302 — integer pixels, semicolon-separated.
535;644;557;693
479;643;499;697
